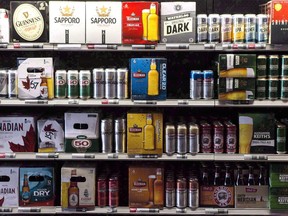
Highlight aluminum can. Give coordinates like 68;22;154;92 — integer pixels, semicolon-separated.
0;70;7;97
281;55;288;77
276;122;287;154
116;68;128;99
79;70;91;99
97;175;107;207
176;178;187;209
256;78;267;100
55;70;67;99
7;69;17;98
93;68;105;99
269;55;280;78
281;77;288;100
244;14;256;43
67;70;79;99
101;118;113;153
197;14;208;43
203;70;214;99
208;14;220;43
268;78;279;100
105;68;117;99
224;121;237;154
257;55;267;78
165;175;176;208
188;177;199;209
115;118;126;153
190;70;203;100
200;122;212;153
188;123;199;154
232;14;245;43
213;121;224;153
165;124;176;156
220;14;232;43
177;123;187;154
256;14;268;43
109;176;119;207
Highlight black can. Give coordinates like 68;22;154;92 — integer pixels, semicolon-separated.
256;78;267;100
268;78;279;100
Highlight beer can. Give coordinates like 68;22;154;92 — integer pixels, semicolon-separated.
256;78;267;100
257;55;267;78
116;68;128;99
188;123;199;154
281;55;288;77
256;14;268;43
220;14;232;43
276;122;286;154
97;175;107;207
268;78;279;100
190;70;203;100
200;122;212;153
232;14;245;43
55;70;67;99
67;70;79;99
281;77;288;100
244;14;256;43
177;123;187;154
115;118;126;153
269;55;280;78
213;121;224;154
165;123;176;156
101;118;113;153
224;121;237;154
79;70;91;99
197;14;208;43
208;14;220;43
109;176;119;207
203;70;214;99
105;68;117;99
165;175;176;208
188;177;199;209
0;70;7;98
7;69;17;98
93;68;105;99
176;178;187;209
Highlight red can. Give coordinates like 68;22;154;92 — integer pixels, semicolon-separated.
213;121;224;153
97;176;107;207
200;122;212;153
224;121;237;154
109;176;119;207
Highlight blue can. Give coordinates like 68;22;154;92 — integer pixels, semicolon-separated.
203;70;214;99
190;70;203;99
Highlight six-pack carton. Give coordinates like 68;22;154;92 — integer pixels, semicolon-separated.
0;9;10;43
0;167;19;207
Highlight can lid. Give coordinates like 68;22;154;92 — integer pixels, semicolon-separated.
220;14;232;18
257;14;268;17
232;14;244;18
208;14;220;17
197;14;208;18
245;14;256;17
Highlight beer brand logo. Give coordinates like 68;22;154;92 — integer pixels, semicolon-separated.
91;5;117;25
213;186;232;207
275;3;282;11
23;12;29;19
127;13;140;21
54;5;80;24
96;6;111;17
133;71;146;78
60;6;74;17
133;179;146;187
129;124;142;133
72;139;92;153
174;4;182;11
245;188;257;193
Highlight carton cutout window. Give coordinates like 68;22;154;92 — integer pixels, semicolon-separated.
28;175;44;182
73;123;88;130
0;175;10;182
70;176;86;183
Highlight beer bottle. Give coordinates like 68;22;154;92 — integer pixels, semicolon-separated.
154;168;164;205
248;165;255;186
202;164;209;185
213;164;221;186
258;165;266;185
236;165;244;186
224;164;232;186
40;73;48;99
22;174;30;205
68;169;79;208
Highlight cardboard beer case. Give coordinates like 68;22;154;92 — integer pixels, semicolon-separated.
235;186;269;208
0;167;19;207
270;163;288;187
200;186;234;208
0;9;10;43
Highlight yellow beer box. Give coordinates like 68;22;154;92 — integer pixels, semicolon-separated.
0;167;19;207
127;112;163;156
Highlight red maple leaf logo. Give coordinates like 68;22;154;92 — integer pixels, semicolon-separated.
44;124;57;132
22;76;30;90
0;197;4;207
9;125;36;152
41;88;45;94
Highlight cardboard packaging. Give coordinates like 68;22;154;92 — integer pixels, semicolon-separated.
129;166;164;208
160;2;196;43
130;58;167;101
200;186;234;207
49;1;86;44
270;163;288;187
0;9;10;43
0;116;36;152
238;113;275;154
19;167;54;206
61;166;96;210
64;112;100;153
270;187;288;209
235;186;269;208
122;2;159;44
37;117;65;153
10;1;49;42
17;58;54;100
86;1;122;44
127;112;163;156
0;167;19;207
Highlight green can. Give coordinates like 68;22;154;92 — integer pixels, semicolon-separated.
268;55;279;78
281;77;288;100
55;70;67;99
281;55;288;77
256;78;267;100
276;122;286;154
257;55;267;77
67;70;79;99
268;78;279;100
79;70;91;100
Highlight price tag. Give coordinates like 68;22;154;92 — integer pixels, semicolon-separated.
132;45;155;49
101;99;119;104
57;44;81;49
0;44;8;48
68;99;79;105
36;153;59;158
71;153;95;159
18;207;41;213
13;43;43;48
107;153;118;159
176;208;186;213
25;100;48;104
244;155;268;161
205;208;228;214
178;100;189;105
204;43;216;49
107;207;117;213
0;153;16;158
87;44;117;50
0;208;12;212
134;154;158;159
166;44;189;49
177;154;187;159
133;100;157;105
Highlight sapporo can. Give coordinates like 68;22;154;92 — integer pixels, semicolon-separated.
177;123;187;154
116;68;128;99
276;122;286;154
105;68;117;99
269;55;280;78
213;121;224;154
197;14;208;43
101;118;113;153
224;121;237;154
190;70;203;100
203;70;214;99
55;70;67;99
232;14;245;43
93;68;105;99
281;55;288;77
97;175;107;207
200;122;212;153
220;14;232;43
79;70;91;99
188;177;199;209
188;123;199;154
176;178;187;209
256;14;268;43
244;14;256;43
67;70;79;99
7;69;17;98
281;77;288;100
115;118;126;153
108;176;119;207
257;55;267;78
165;123;176;156
208;14;220;43
268;77;279;100
165;175;176;208
256;78;267;100
0;70;7;97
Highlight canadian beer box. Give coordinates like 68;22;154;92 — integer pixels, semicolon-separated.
86;1;122;44
235;186;269;208
0;167;19;207
0;9;10;43
160;2;196;43
10;1;49;42
200;186;234;208
130;58;167;101
270;187;288;209
270;163;288;187
49;1;85;44
19;167;54;206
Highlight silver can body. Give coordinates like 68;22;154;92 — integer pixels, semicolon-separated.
115;118;126;153
166;189;176;208
245;14;256;43
105;68;117;99
79;70;91;99
197;14;208;43
177;124;187;154
0;70;7;97
101;118;113;153
165;124;176;155
190;70;203;99
256;14;268;43
116;68;128;99
67;70;79;99
8;70;17;98
203;70;214;99
176;179;187;209
93;68;105;99
188;124;199;154
208;14;220;43
55;70;67;99
188;182;199;209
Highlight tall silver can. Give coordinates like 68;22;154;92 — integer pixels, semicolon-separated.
177;123;187;154
93;68;105;99
165;124;176;155
116;68;128;99
8;69;17;98
188;123;199;154
101;118;113;153
105;68;117;99
115;118;126;153
0;70;7;98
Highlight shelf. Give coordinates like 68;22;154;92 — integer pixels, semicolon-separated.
215;100;288;107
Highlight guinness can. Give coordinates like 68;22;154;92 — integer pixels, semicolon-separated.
115;118;126;153
116;68;128;99
105;68;117;99
93;68;105;99
101;118;113;153
0;70;7;98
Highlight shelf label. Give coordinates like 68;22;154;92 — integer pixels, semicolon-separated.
176;208;186;213
204;43;216;49
71;153;95;159
25;100;48;104
205;208;228;214
108;153;118;159
107;207;117;213
68;99;79;105
0;208;12;212
177;154;187;159
244;155;268;161
166;44;189;49
178;100;189;105
13;43;43;48
130;208;159;213
18;207;41;213
133;100;157;105
222;43;266;50
101;99;119;105
132;44;155;49
0;44;8;48
134;154;158;159
0;153;16;158
87;44;117;50
57;44;82;49
36;153;59;158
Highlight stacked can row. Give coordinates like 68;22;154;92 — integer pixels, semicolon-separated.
0;69;17;98
190;70;214;100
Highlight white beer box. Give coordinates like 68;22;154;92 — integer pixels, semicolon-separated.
0;116;36;152
86;1;122;44
0;167;19;207
0;9;10;43
160;2;196;43
49;1;86;44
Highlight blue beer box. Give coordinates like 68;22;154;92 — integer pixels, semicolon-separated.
130;58;167;100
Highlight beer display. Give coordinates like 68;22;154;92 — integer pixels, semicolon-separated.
0;167;19;207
